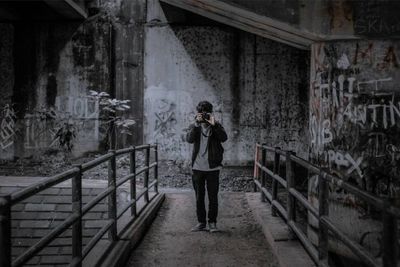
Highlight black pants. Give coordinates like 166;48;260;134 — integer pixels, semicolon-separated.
192;170;220;224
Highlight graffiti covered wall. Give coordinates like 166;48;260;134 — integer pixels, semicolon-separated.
0;20;111;160
309;40;400;258
310;41;400;197
144;1;310;168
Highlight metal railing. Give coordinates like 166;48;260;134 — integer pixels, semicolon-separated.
253;143;399;267
0;144;159;267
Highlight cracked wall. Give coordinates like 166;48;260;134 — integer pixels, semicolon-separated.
0;20;111;160
308;40;400;259
144;1;310;170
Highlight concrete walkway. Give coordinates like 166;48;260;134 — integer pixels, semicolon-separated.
126;192;279;267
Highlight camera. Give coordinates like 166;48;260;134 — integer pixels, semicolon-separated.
201;112;210;121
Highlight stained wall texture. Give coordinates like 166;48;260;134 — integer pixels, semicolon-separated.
144;1;310;169
308;40;400;258
0;20;111;160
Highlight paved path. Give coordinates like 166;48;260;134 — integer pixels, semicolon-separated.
126;192;279;267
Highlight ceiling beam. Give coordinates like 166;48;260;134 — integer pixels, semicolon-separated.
160;0;320;50
43;0;88;19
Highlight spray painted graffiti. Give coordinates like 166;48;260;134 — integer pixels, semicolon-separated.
55;95;99;140
24;113;56;149
310;41;400;199
153;100;178;153
324;150;363;178
23;95;100;150
0;105;17;150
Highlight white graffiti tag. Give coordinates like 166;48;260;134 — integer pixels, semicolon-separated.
325;150;364;178
0;105;17;150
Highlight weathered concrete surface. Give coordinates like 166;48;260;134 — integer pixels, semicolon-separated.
308;40;400;259
246;193;316;267
109;0;147;146
144;0;310;170
0;19;112;160
0;0;149;160
126;192;279;267
164;0;400;41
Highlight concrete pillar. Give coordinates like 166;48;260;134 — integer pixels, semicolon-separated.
114;0;146;147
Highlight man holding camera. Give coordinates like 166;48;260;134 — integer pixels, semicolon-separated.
186;101;228;233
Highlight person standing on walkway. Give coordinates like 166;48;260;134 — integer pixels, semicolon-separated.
186;101;228;232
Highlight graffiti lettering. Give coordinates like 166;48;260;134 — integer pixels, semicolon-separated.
325;150;363;178
154;101;177;138
55;95;99;141
0;105;16;150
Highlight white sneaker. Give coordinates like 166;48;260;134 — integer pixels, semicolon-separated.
191;223;207;232
208;222;219;233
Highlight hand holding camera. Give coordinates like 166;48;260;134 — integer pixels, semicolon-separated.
195;112;215;126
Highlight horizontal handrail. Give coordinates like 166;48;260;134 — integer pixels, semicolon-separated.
256;162;287;188
136;188;148;201
148;180;157;189
289;188;318;218
13;213;80;267
82;220;114;258
116;173;136;188
115;147;135;155
115;163;158;188
0;144;160;267
82;186;114;216
255;143;400;217
114;144;157;156
254;143;398;267
117;199;136;220
291;154;320;174
10;168;79;205
256;143;286;156
321;216;380;267
287;220;319;263
321;172;400;218
254;180;287;220
81;153;113;172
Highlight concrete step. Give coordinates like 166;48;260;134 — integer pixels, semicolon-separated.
246;192;316;267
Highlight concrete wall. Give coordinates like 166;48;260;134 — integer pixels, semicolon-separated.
0;20;111;159
144;1;310;169
308;40;400;258
106;0;147;146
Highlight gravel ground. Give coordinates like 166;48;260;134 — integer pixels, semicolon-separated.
0;154;255;192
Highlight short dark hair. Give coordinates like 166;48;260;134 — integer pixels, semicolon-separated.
196;101;213;113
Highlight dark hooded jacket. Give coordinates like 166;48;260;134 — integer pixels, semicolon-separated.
186;122;228;169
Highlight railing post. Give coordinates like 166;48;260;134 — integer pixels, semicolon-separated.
286;151;296;223
71;165;82;267
154;145;159;194
129;146;137;217
260;146;267;202
382;198;398;267
144;145;150;203
272;147;280;216
0;195;11;267
253;144;259;192
108;150;118;241
318;172;329;265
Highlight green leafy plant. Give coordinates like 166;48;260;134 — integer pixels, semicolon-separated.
89;90;135;149
34;107;77;152
54;120;77;152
